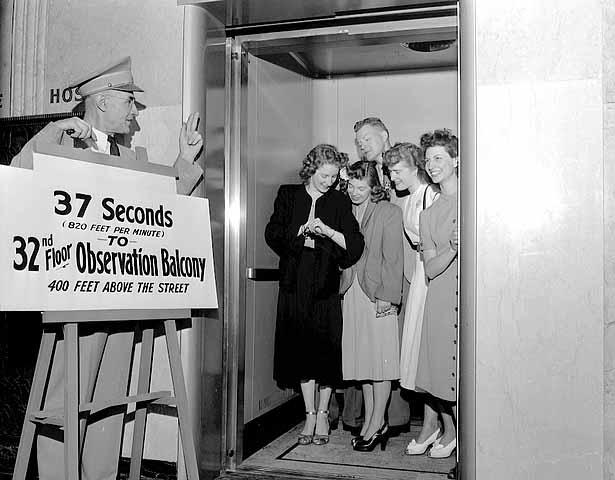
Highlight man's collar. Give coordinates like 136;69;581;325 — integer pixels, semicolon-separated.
91;127;109;153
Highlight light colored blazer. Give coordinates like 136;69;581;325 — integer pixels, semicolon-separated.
10;122;203;195
398;195;416;283
376;163;415;283
340;199;404;305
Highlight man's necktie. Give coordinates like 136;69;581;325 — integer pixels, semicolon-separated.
107;136;120;156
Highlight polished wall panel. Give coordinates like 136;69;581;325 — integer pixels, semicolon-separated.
196;11;226;477
475;0;604;478
244;55;314;422
603;1;615;477
182;7;224;478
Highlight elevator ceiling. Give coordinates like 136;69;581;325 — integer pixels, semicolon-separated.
242;19;457;77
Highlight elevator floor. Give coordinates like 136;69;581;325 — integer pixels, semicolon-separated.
223;420;454;480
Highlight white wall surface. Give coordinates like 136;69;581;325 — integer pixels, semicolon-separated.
603;1;615;477
474;0;604;478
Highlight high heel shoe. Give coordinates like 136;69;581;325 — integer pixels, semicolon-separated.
350;434;363;448
298;411;316;445
405;428;440;455
312;410;330;446
428;437;456;458
353;423;389;452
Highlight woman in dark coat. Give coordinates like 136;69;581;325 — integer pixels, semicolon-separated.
265;144;364;446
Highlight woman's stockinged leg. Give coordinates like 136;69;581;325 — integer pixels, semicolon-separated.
417;395;440;443
438;400;456;446
300;380;317;436
426;399;456;458
361;382;374;437
316;386;333;436
363;380;390;440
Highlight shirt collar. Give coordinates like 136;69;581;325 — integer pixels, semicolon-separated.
91;127;110;154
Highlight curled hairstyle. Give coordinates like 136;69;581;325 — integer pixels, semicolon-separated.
383;142;430;184
420;128;458;158
299;144;347;184
353;117;390;138
346;160;389;203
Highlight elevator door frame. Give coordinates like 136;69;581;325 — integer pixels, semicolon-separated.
221;6;476;477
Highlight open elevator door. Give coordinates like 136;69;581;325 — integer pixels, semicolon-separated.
223;6;458;473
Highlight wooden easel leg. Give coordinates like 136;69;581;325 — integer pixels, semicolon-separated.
79;331;108;456
64;323;80;480
128;326;155;480
12;329;56;480
164;320;199;480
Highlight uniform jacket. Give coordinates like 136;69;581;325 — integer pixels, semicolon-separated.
265;184;365;298
340;199;404;305
10;122;203;195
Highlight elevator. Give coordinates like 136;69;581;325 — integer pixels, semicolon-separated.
181;2;462;478
0;0;609;478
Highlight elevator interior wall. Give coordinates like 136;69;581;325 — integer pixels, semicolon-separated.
243;54;315;422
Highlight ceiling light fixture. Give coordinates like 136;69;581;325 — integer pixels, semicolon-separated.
401;40;456;53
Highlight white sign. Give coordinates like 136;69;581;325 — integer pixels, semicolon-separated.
0;153;218;310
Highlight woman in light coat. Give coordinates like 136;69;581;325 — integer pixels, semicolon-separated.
340;160;404;452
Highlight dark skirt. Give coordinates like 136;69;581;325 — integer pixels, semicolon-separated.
273;248;343;389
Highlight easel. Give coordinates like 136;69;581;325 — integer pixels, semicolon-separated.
6;143;209;480
11;310;199;480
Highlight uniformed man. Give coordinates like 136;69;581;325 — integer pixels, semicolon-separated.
11;57;204;480
12;56;203;195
